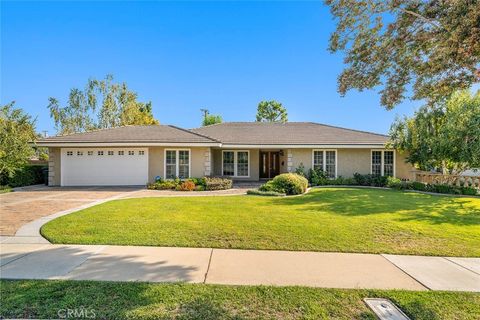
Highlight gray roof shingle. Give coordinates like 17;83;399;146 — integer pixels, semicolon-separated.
37;125;217;144
192;122;387;145
36;122;388;146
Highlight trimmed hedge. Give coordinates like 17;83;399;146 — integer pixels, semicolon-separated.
0;165;47;188
387;177;478;196
259;173;308;195
204;177;233;191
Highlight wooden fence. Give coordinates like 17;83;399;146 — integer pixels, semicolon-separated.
414;171;480;189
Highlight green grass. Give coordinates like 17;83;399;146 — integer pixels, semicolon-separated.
2;280;479;319
41;187;480;256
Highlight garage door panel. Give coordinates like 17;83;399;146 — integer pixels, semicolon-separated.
61;148;148;186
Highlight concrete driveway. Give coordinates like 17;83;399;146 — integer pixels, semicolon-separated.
0;185;140;236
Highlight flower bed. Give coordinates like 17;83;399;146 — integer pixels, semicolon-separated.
147;177;233;191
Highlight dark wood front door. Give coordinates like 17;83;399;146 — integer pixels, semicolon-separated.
260;151;280;179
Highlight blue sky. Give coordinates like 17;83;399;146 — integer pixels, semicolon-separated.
1;1;420;135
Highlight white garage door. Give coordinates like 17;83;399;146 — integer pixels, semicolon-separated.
61;148;148;186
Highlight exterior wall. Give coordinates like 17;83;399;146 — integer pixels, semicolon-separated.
395;152;415;180
288;148;415;179
48;147;61;186
147;146;210;182
211;148;260;181
337;149;371;177
49;146;416;185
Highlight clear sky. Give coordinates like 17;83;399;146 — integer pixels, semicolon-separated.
1;1;420;135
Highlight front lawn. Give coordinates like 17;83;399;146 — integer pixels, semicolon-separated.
2;280;479;319
41;187;480;256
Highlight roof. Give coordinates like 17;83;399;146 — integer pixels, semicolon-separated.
192;122;388;146
36;125;218;145
36;122;388;147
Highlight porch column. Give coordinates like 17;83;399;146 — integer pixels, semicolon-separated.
204;149;212;176
287;149;293;172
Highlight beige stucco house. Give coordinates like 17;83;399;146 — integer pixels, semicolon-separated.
36;122;414;186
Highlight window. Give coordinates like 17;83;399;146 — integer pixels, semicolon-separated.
222;151;249;177
313;151;323;171
128;151;135;155
384;151;394;176
139;150;145;155
108;151;114;156
371;150;395;176
312;150;336;178
223;152;235;176
165;150;176;179
66;151;73;156
165;149;190;179
97;151;104;156
372;151;382;176
237;151;249;177
118;151;124;156
87;151;93;156
178;150;189;178
325;151;336;178
76;151;83;156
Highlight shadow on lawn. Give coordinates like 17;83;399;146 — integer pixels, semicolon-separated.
272;188;480;226
0;280;251;320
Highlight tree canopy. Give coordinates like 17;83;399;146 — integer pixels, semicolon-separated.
255;100;288;123
48;75;159;134
389;90;480;173
0;102;37;177
325;0;480;109
202;113;222;126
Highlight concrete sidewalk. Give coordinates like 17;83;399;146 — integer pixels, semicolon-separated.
1;243;479;292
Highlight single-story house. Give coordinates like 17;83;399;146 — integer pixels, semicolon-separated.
36;122;414;186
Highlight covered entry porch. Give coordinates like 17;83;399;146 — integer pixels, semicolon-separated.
211;148;289;181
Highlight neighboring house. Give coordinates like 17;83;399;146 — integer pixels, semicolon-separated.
36;122;414;186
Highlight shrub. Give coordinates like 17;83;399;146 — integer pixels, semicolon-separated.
0;185;12;193
176;180;196;191
0;165;47;187
246;189;285;196
308;168;328;186
353;173;388;187
190;177;206;188
460;187;478;196
258;180;277;192
387;176;402;189
324;176;358;186
147;180;178;190
205;177;233;191
195;185;206;191
294;163;307;177
410;181;427;191
270;173;308;195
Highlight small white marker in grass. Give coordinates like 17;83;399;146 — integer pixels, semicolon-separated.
364;298;411;320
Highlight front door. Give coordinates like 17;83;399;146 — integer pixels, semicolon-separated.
260;151;280;179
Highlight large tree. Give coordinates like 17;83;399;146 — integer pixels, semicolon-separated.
389;90;480;173
325;0;480;109
48;75;158;134
255;100;288;123
0;102;37;177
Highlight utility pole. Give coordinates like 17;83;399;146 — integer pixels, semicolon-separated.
200;108;209;122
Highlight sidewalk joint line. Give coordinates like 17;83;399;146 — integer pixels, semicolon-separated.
204;248;214;284
379;254;431;291
0;244;50;268
442;257;480;276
